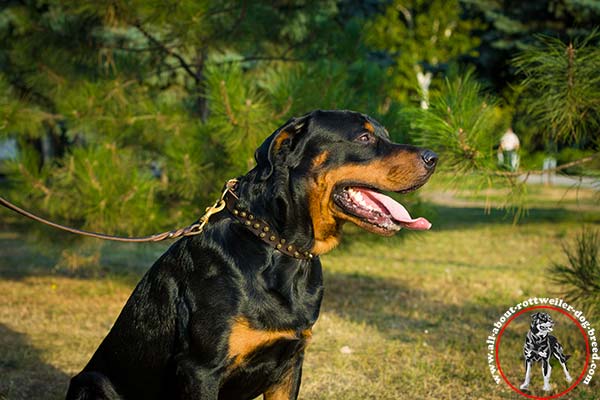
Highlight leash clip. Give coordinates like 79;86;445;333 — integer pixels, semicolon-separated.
185;179;238;236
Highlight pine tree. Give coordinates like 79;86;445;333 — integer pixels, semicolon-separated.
512;32;600;145
364;0;482;104
464;0;600;92
1;1;598;239
0;0;390;237
550;227;600;315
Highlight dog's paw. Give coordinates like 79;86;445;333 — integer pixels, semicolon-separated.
543;384;552;392
519;383;529;390
565;374;573;383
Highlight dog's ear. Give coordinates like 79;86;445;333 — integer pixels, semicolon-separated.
254;115;310;180
531;312;539;321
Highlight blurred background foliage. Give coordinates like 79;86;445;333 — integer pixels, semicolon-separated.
0;0;599;235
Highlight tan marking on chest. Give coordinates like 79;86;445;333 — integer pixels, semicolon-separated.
227;318;311;369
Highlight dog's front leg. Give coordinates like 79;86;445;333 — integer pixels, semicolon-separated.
174;355;221;400
542;360;552;392
520;360;532;390
558;359;572;383
263;350;305;400
553;342;572;383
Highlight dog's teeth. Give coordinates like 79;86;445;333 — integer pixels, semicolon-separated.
350;191;367;205
349;191;370;209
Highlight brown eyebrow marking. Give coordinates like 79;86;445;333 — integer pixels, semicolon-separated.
364;121;375;133
311;151;329;169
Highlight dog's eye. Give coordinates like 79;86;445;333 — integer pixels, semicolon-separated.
355;133;375;144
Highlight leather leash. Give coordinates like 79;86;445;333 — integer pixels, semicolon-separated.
1;179;314;259
0;181;234;243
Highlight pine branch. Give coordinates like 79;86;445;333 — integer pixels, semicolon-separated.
210;27;324;66
201;5;244;19
18;164;51;196
492;152;600;177
133;22;198;82
9;76;56;111
211;56;304;65
219;80;238;126
198;2;247;48
273;97;293;119
101;44;178;53
229;0;247;37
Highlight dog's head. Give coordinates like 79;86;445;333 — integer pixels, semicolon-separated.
530;312;554;336
252;110;437;254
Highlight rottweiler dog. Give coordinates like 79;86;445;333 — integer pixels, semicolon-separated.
66;110;437;400
520;312;572;392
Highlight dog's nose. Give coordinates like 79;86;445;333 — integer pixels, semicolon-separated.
420;149;438;169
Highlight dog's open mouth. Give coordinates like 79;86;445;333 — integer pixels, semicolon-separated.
537;323;554;333
333;185;431;233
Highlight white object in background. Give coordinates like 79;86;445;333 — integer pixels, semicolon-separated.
543;157;557;185
416;69;432;110
498;128;520;171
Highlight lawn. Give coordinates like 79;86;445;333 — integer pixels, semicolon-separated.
1;180;599;400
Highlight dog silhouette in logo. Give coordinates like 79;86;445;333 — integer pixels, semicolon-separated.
520;312;572;392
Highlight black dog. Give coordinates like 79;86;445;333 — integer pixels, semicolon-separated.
66;110;437;400
520;312;572;392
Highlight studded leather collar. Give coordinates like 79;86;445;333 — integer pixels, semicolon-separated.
222;186;314;260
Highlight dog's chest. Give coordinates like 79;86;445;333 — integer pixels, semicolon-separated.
219;319;311;399
526;332;552;360
227;317;312;365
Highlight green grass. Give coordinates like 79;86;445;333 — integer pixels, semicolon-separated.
1;185;599;399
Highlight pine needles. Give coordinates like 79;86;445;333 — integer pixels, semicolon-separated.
550;228;600;315
512;31;600;144
408;69;500;174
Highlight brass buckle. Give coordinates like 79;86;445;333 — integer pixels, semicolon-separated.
184;179;238;236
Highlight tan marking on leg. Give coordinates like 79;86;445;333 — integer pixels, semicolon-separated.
263;331;311;400
300;328;312;341
264;370;294;400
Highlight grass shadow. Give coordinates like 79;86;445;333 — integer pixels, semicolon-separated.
0;218;167;287
430;205;598;231
320;270;600;398
0;324;69;400
334;203;599;250
323;270;506;344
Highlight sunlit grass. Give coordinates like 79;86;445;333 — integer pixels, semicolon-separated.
1;187;599;399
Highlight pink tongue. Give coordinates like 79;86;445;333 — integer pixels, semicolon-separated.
358;188;431;230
